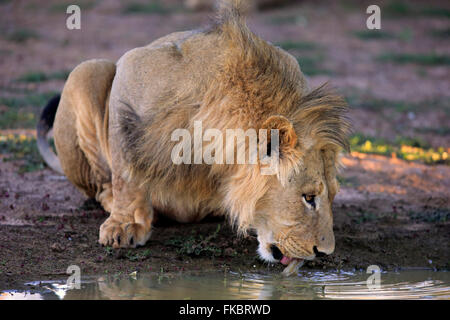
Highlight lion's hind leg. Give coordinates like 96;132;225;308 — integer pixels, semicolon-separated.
54;59;116;210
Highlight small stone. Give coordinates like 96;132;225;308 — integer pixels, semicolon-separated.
51;243;65;253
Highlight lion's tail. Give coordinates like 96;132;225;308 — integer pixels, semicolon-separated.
37;94;64;174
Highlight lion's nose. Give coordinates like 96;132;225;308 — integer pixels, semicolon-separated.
313;246;327;257
314;233;335;256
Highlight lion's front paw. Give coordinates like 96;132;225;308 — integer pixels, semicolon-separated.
99;218;151;248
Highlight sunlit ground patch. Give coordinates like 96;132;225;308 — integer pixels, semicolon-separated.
350;134;449;165
0;133;45;173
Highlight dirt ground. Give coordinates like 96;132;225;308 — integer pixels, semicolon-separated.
0;0;449;290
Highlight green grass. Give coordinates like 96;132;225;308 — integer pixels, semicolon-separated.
409;209;449;223
276;41;329;76
0;91;58;129
397;29;414;42
276;41;317;51
122;1;172;15
165;224;222;257
353;30;395;40
0;91;58;109
394;136;430;149
0;110;36;129
416;127;450;136
339;1;359;12
430;27;450;38
105;246;114;256
125;249;152;262
0;134;45;173
419;7;450;19
384;1;413;16
350;133;449;165
351;133;433;152
268;15;303;25
337;175;360;188
49;0;96;12
350;134;396;156
346;94;450;114
296;56;331;76
5;28;39;43
376;53;450;66
346;211;378;224
353;29;413;42
384;1;450;18
15;70;70;83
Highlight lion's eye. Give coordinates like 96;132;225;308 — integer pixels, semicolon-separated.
303;194;316;209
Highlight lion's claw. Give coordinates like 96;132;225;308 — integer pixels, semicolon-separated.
99;218;151;248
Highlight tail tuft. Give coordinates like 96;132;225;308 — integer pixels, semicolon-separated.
37;94;63;174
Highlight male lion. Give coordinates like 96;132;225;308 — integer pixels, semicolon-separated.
37;0;350;271
185;0;292;11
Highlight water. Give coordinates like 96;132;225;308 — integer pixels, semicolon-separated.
1;270;449;300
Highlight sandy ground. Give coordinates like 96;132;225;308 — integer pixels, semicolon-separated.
0;0;449;290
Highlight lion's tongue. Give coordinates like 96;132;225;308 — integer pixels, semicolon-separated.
280;255;293;266
282;258;304;276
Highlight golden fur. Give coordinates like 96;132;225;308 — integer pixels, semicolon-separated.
185;0;293;11
48;0;350;262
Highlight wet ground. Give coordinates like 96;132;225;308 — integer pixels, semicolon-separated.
0;0;449;293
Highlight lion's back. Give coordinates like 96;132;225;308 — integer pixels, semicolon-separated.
110;29;223;116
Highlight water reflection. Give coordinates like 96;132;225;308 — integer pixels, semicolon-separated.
1;270;449;300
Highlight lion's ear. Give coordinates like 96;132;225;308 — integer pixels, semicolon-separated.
261;115;297;152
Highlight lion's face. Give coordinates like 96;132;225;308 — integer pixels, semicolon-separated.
254;146;338;264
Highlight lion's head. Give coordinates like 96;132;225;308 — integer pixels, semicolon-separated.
221;86;350;267
254;146;339;264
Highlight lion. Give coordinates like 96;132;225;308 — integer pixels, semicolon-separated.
37;0;350;272
185;0;293;11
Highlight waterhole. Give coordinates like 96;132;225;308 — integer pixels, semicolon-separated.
1;269;448;300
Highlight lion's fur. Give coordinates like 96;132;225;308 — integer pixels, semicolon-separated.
49;0;350;255
185;0;293;11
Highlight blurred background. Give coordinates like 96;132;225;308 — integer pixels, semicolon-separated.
1;0;449;161
0;0;449;280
